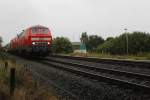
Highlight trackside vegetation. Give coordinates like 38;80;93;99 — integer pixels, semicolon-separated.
79;31;150;56
52;37;73;54
0;36;3;52
80;32;104;51
0;59;59;100
52;32;150;60
97;32;150;55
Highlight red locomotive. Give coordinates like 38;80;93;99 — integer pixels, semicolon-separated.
10;25;52;56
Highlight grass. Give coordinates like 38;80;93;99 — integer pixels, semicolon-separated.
14;66;58;100
68;52;150;60
0;60;9;100
0;54;59;100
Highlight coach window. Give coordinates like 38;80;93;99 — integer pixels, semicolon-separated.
32;27;49;34
20;32;25;38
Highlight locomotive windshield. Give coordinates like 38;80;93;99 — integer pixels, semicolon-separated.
31;27;49;34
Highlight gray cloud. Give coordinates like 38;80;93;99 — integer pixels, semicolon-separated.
0;0;150;45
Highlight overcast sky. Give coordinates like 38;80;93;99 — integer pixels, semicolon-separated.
0;0;150;45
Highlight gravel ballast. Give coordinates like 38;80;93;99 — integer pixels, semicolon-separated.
9;55;150;100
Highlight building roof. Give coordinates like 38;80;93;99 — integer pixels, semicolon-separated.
72;42;81;45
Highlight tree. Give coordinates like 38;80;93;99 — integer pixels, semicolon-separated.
80;32;104;51
88;35;104;51
128;32;150;54
106;37;114;41
97;32;150;55
0;37;5;60
0;37;2;48
80;32;88;43
52;37;73;54
97;38;114;54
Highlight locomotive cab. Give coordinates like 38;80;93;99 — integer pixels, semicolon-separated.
9;25;53;56
28;26;52;55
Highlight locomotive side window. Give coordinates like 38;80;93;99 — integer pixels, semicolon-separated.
32;27;49;34
20;32;24;37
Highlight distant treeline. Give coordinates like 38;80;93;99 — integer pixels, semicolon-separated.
49;31;150;55
81;31;150;55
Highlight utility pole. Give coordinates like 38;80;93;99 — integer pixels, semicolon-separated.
124;28;128;55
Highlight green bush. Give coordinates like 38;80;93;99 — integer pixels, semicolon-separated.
52;37;73;54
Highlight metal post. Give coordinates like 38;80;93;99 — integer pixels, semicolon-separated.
5;62;8;70
10;68;16;95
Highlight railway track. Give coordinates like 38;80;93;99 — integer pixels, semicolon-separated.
25;66;79;100
10;54;150;99
37;55;150;92
51;55;150;68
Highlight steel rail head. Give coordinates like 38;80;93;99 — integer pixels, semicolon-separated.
40;59;150;93
51;55;150;68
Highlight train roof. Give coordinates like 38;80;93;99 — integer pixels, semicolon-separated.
10;25;50;42
28;25;49;29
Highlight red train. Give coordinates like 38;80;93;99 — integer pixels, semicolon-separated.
9;25;52;56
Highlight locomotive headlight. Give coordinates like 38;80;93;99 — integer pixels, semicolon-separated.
48;42;50;44
32;42;35;45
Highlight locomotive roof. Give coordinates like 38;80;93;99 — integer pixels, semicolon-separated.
29;25;48;29
10;25;49;42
